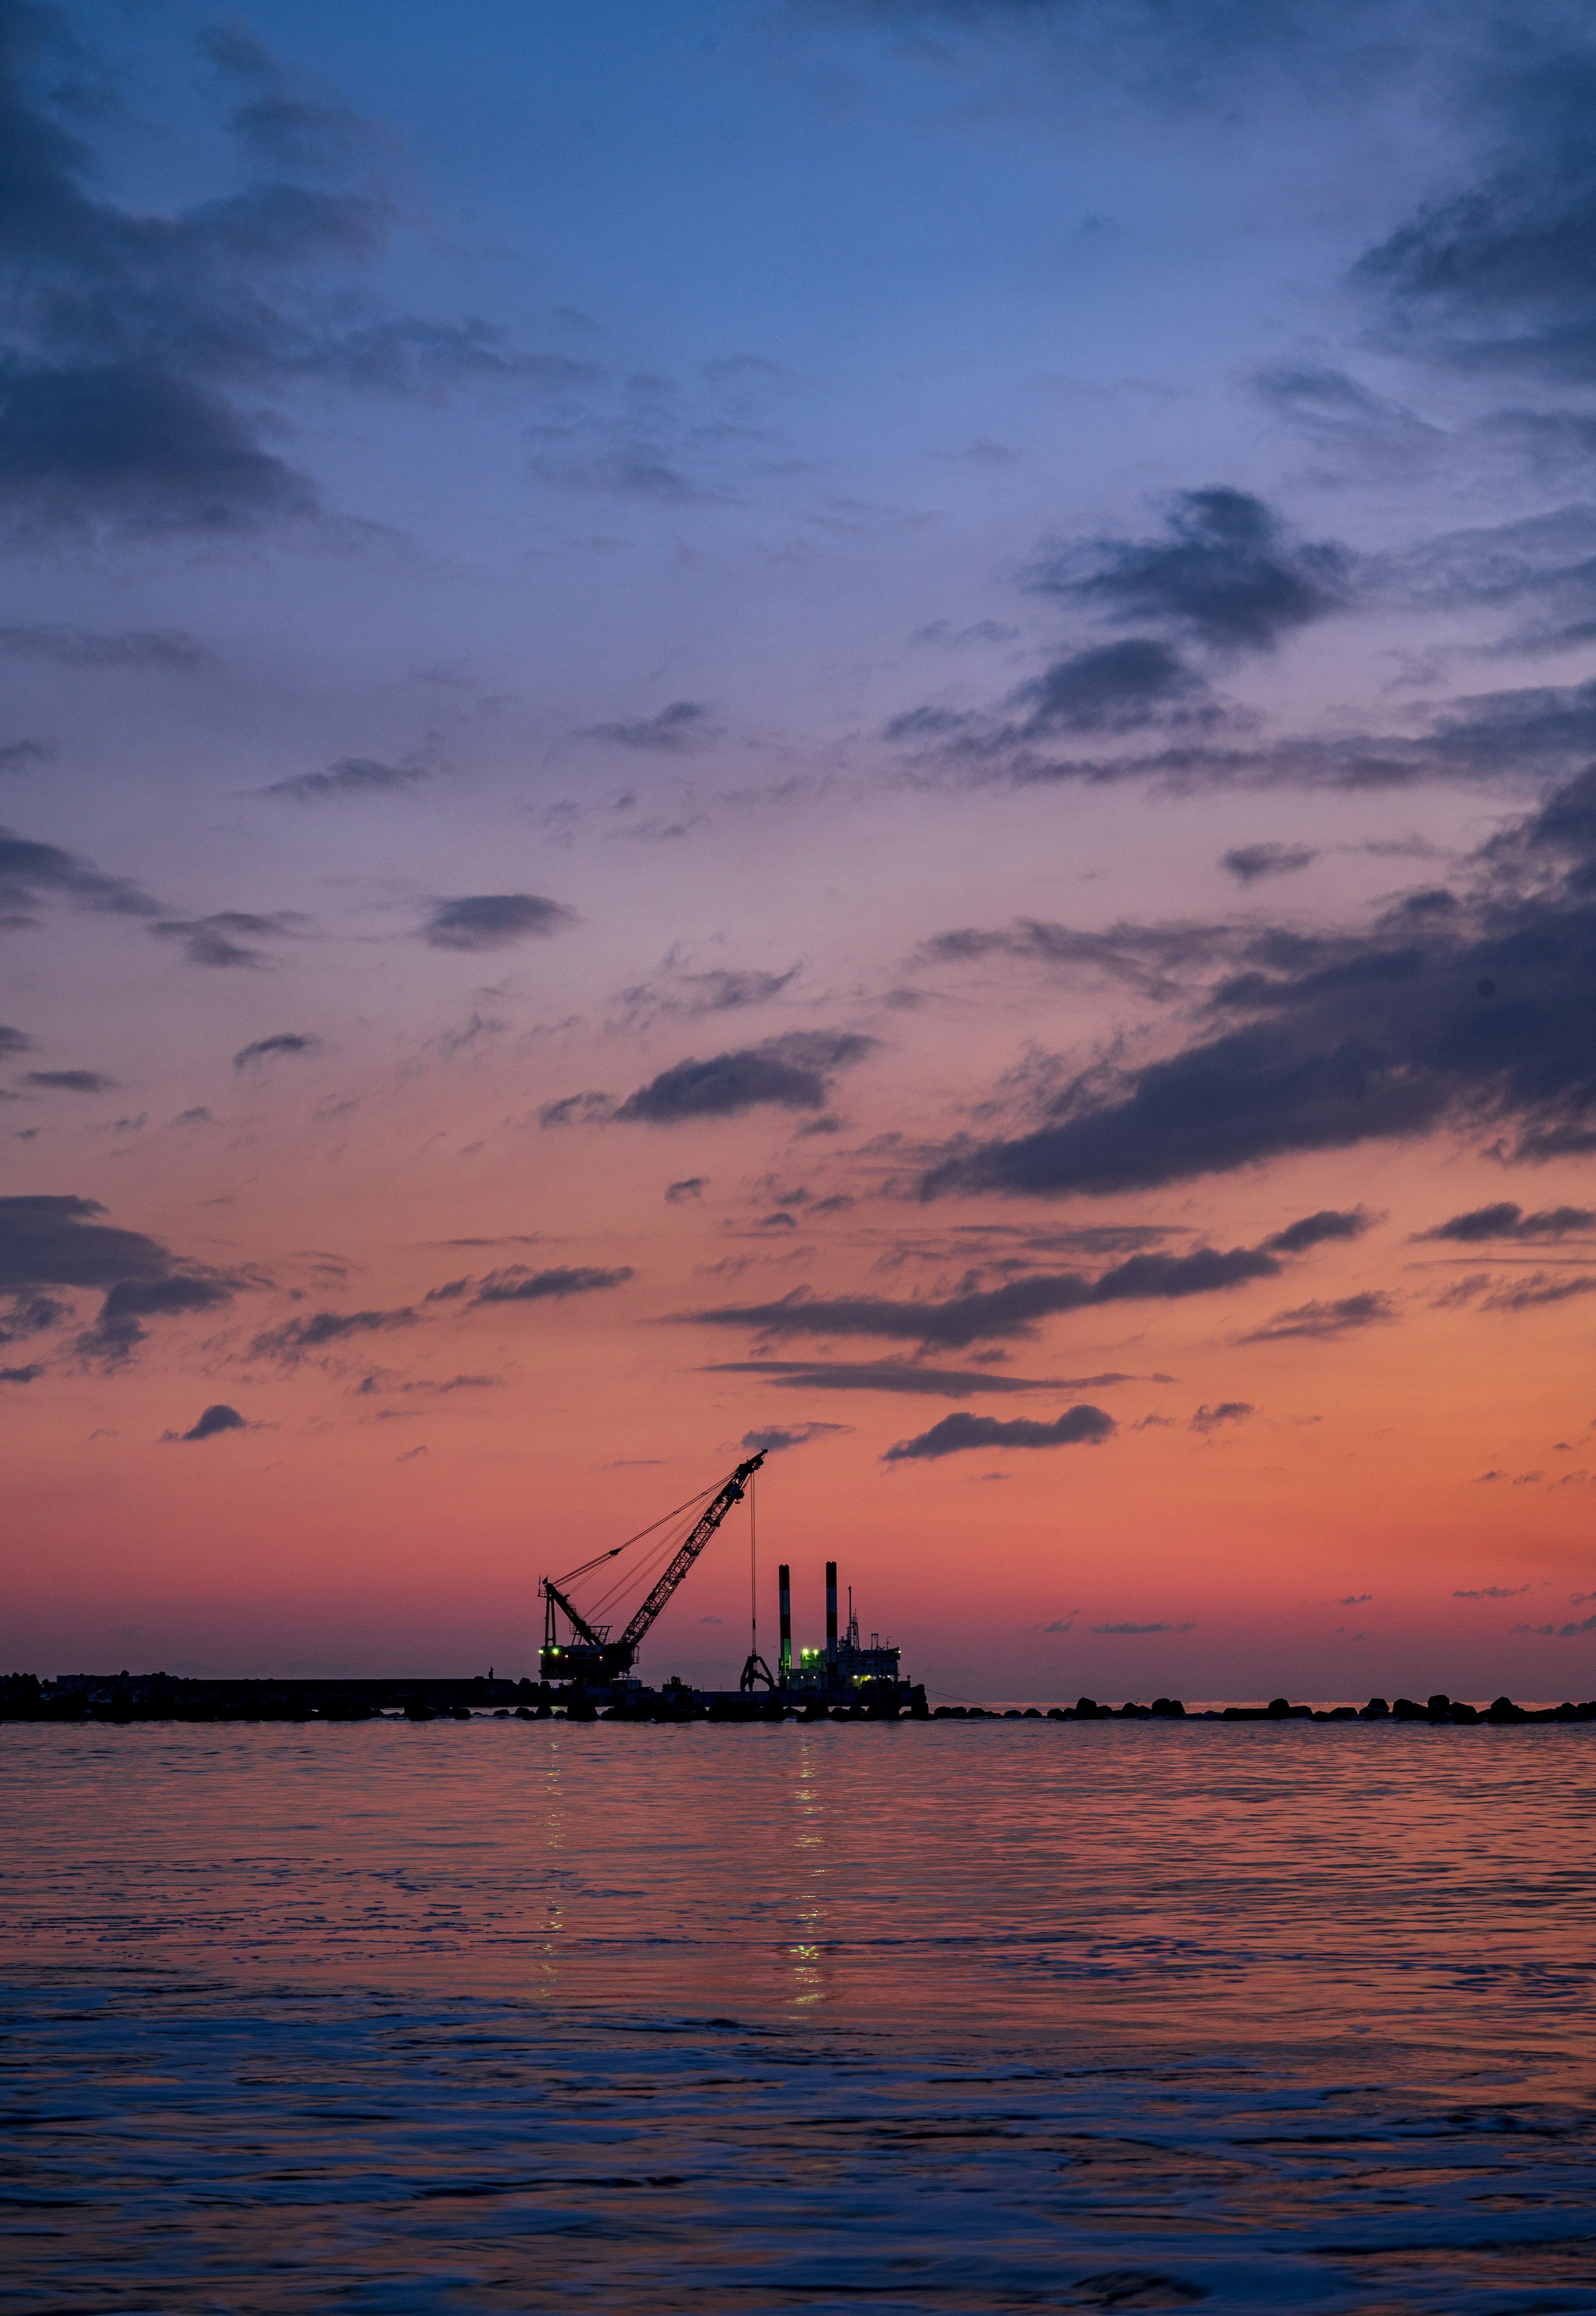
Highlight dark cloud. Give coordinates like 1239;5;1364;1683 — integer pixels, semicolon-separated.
920;767;1596;1197
0;739;49;772
167;1402;248;1444
0;1360;40;1380
234;1031;322;1070
1416;1200;1596;1242
1189;1400;1254;1431
0;1196;177;1295
1260;1208;1373;1254
422;893;575;951
882;1402;1115;1461
1032;488;1352;649
1356;48;1596;384
890;657;1596;797
704;1357;1129;1396
666;1176;707;1202
0;7;565;537
1012;638;1210;734
578;700;720;751
1091;1619;1197;1635
0;1259;234;1370
615;1030;875;1123
739;1422;850;1453
0;828;159;925
251;1306;420;1362
79;1272;236;1363
686;1243;1280;1351
1240;1291;1397;1342
1223;842;1318;883
0;625;218;668
0;1287;64;1344
1454;1584;1529;1599
23;1068;112;1092
257;757;430;803
152;912;307;968
470;1264;633;1305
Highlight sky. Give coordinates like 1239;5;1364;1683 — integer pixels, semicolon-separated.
8;0;1596;1700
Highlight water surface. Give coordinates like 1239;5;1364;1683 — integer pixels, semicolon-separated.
3;1721;1592;2313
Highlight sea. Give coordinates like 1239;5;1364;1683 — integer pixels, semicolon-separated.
3;1719;1593;2315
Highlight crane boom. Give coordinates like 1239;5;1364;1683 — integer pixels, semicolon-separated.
617;1454;764;1651
539;1451;765;1685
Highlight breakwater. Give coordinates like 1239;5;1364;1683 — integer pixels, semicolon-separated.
3;1673;1593;1725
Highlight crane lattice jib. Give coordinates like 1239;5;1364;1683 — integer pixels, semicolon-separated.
615;1452;764;1651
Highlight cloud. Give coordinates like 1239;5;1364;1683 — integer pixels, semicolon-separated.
0;8;557;537
578;700;720;751
0;827;159;925
1251;362;1445;475
914;914;1247;1004
538;1091;616;1127
1481;1272;1596;1313
614;1030;875;1123
422;893;575;950
1222;843;1318;883
1260;1208;1373;1255
152;912;308;968
165;1402;248;1444
1517;1609;1596;1638
1091;1620;1197;1635
1032;487;1352;649
1189;1401;1254;1431
1355;61;1596;386
198;22;369;173
882;1403;1115;1461
23;1069;113;1093
702;1358;1121;1396
1241;1291;1397;1343
1011;638;1211;735
77;1271;237;1365
920;766;1596;1197
1339;1593;1373;1604
684;1243;1282;1351
0;625;218;668
469;1264;633;1305
738;1422;850;1453
617;963;803;1026
666;1177;707;1203
0;1361;41;1381
1417;1200;1596;1243
233;1032;322;1069
1454;1584;1530;1599
257;756;430;803
251;1306;419;1363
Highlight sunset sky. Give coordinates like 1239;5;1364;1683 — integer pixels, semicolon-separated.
8;0;1596;1699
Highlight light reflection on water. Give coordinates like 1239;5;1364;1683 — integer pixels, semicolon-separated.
2;1722;1593;2314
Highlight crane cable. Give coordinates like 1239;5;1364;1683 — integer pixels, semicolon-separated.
549;1478;720;1592
749;1465;758;1661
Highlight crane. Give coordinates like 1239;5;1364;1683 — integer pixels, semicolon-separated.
539;1451;765;1687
